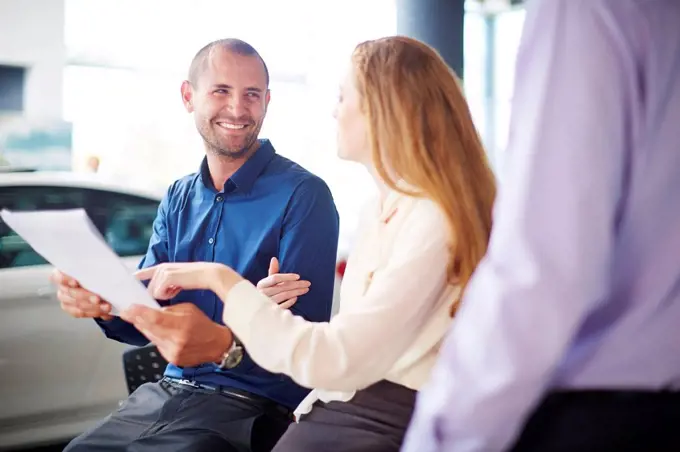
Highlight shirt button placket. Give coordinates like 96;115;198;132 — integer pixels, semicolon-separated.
208;195;222;250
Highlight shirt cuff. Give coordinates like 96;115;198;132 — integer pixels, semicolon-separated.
222;279;271;342
94;315;122;327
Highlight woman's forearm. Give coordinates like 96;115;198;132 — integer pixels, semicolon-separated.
213;264;244;302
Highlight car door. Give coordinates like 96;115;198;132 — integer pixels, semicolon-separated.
0;185;124;447
0;185;159;448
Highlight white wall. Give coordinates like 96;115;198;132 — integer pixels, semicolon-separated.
0;0;65;118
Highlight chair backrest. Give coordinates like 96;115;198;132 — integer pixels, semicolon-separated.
122;344;169;394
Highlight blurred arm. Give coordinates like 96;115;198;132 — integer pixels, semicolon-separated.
402;1;632;450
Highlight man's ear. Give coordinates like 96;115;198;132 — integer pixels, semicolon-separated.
181;80;194;113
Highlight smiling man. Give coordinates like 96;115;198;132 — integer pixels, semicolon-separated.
52;39;339;452
186;40;269;161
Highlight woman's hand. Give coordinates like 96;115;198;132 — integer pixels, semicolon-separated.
135;262;243;301
257;258;311;309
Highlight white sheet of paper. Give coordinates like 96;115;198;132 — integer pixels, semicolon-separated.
0;208;160;312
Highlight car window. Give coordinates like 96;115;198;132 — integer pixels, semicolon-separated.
85;190;159;258
0;186;87;269
0;185;160;269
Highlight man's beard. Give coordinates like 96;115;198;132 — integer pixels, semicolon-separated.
198;120;262;159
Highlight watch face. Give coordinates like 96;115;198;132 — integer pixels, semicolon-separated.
224;347;244;369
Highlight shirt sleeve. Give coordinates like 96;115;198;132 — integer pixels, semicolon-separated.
277;176;339;323
402;1;634;451
222;201;451;391
95;186;172;346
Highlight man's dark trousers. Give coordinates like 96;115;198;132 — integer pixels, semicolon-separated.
64;378;292;452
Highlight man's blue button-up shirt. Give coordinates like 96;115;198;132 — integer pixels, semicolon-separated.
98;140;339;409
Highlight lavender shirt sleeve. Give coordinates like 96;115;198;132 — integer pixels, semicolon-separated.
402;1;635;450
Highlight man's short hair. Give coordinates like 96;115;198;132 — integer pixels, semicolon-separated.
188;38;270;87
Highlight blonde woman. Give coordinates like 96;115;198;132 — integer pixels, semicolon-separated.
125;36;496;451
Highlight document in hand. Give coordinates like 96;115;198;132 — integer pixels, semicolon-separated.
0;208;160;313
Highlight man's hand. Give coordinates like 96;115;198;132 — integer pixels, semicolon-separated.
120;302;232;367
50;269;114;321
257;257;310;309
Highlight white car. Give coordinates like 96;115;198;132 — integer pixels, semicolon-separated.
0;171;163;449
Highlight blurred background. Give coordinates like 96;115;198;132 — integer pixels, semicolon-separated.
0;0;526;449
0;0;526;249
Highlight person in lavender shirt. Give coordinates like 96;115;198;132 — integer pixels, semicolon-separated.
402;0;680;451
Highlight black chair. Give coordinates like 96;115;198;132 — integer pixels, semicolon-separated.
122;344;169;394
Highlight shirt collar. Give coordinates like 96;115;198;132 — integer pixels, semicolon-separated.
199;139;276;193
378;192;400;223
378;180;418;224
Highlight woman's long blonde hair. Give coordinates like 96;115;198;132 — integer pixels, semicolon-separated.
352;36;497;315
